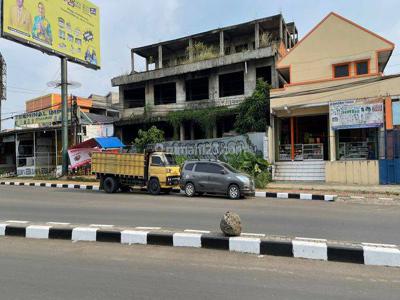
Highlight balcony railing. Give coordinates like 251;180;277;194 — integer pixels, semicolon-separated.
279;144;324;161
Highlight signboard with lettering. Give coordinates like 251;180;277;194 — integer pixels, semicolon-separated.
1;0;101;69
15;109;71;128
329;99;384;130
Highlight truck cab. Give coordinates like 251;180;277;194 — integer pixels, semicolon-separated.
147;152;181;194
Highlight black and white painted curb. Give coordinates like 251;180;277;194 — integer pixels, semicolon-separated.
0;220;398;267
255;191;336;201
0;181;100;191
0;181;336;201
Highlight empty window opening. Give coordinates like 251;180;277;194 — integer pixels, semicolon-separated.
219;71;244;97
235;44;248;53
154;82;176;105
256;66;272;85
124;87;145;108
186;77;209;101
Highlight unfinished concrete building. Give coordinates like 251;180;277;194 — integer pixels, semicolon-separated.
112;14;298;143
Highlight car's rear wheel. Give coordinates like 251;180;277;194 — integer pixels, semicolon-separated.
228;184;241;200
184;182;195;197
148;178;161;195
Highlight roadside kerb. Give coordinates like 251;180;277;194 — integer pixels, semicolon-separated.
0;181;336;201
0;220;398;268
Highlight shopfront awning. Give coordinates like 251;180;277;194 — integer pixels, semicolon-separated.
69;137;125;150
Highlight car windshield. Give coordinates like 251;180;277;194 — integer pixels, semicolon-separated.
221;163;239;173
164;154;178;166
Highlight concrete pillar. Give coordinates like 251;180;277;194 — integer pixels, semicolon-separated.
271;62;279;89
180;124;185;141
209;73;218;101
158;45;163;69
244;61;256;96
219;31;224;56
378;127;385;159
212;125;217;138
329;117;336;161
190;122;195;140
176;79;186;104
188;39;194;62
255;23;260;49
145;57;149;71
279;16;283;41
268;115;275;163
145;82;154;106
131;50;135;73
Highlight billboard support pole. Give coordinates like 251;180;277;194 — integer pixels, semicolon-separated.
61;57;69;176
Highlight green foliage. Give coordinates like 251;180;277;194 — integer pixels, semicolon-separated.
234;79;270;134
220;151;271;189
175;155;189;168
134;126;165;152
186;41;219;63
167;106;234;135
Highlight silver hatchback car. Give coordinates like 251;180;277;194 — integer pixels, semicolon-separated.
180;160;255;199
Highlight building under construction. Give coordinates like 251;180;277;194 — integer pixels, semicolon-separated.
112;14;298;143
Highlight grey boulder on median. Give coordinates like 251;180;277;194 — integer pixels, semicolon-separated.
220;212;242;236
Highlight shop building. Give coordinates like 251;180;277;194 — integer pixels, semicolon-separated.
111;14;298;144
270;12;400;183
0;92;119;176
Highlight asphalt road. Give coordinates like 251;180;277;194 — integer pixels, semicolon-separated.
0;185;399;244
0;237;399;300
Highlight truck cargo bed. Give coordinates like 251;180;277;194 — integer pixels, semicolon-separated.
92;152;146;177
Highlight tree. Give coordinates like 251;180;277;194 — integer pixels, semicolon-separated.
134;126;165;152
234;79;270;134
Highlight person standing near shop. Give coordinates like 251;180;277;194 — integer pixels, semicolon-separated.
9;0;32;33
32;2;53;45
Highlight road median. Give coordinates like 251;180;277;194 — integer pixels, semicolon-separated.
0;220;399;268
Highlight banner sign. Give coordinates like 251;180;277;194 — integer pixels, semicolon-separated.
155;132;267;159
15;109;71;127
68;147;99;169
2;0;100;69
329;99;384;130
84;124;114;140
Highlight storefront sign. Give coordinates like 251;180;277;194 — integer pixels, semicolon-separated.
15;109;71;128
84;124;114;140
329;99;384;130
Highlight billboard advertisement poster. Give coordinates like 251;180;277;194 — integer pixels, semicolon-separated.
68;147;99;169
329;99;384;130
2;0;100;69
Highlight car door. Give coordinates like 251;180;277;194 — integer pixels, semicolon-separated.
193;163;211;192
207;163;227;193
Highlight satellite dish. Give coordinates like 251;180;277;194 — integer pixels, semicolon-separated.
47;80;82;89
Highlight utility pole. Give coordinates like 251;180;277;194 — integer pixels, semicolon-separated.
61;58;69;176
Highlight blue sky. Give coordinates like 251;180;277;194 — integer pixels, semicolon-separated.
1;0;400;129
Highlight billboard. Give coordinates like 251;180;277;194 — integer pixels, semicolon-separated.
1;0;100;69
330;98;384;130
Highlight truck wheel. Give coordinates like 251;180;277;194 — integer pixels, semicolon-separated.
148;178;161;195
184;182;195;197
228;184;241;200
103;176;117;193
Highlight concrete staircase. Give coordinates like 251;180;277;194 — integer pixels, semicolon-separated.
273;161;326;181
